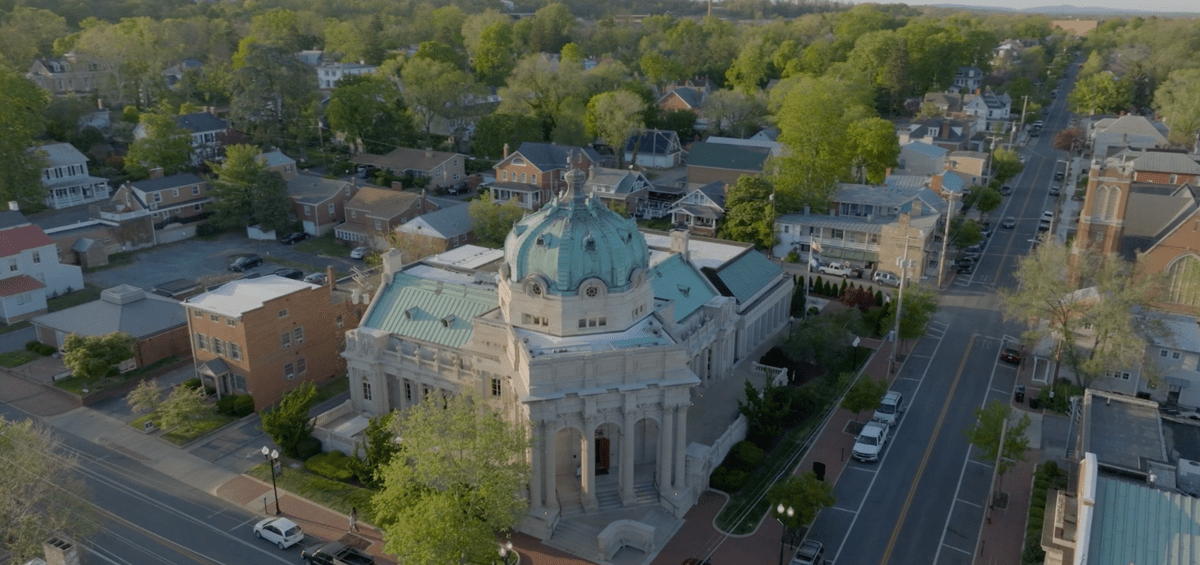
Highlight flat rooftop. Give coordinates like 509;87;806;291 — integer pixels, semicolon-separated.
1082;390;1165;476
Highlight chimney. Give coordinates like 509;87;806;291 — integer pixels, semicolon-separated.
8;201;18;212
381;249;404;281
424;148;433;158
420;188;427;210
43;537;80;565
97;98;104;110
803;206;810;215
911;199;923;216
670;229;690;262
149;167;164;180
503;143;509;159
940;122;950;139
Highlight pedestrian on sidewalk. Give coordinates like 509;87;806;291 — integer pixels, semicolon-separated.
349;507;359;533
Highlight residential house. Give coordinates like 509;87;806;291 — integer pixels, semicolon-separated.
133;112;230;164
897;142;949;176
489;143;605;210
36;143;110;209
1088;114;1170;158
296;50;325;66
1122;310;1200;406
898;118;975;152
922;92;963;114
25;52;112;96
161;59;203;90
394;204;475;252
257;150;298;181
317;61;377;89
89;172;213;246
582;167;652;213
928;170;972;200
704;136;784;157
31;285;190;370
123;172;212;225
1128;150;1200;185
351;148;466;189
944;151;991;186
656;78;713;116
334;187;438;247
962;89;1011;130
0;210;85;324
951;66;984;93
774;183;947;276
685;142;771;186
315;166;791;542
666;181;726;236
623;129;683;169
286;173;358;236
184;275;362;410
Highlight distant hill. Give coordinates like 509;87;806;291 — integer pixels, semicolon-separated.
929;3;1199;15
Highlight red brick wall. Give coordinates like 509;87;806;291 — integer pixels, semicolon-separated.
135;326;192;367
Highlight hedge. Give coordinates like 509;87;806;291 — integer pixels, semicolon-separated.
305;450;356;481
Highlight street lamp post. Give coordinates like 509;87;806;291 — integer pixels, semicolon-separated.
775;504;798;565
262;446;281;515
497;540;516;565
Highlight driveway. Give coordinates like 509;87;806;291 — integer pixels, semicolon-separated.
0;326;36;353
84;233;362;291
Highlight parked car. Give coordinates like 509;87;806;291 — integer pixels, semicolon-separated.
1033;120;1044;128
302;541;374;565
1029;128;1041;137
1000;347;1022;364
445;182;469;195
956;259;976;275
873;391;905;427
1000;184;1013;196
357;165;376;179
228;254;262;272
350;246;369;260
1049;185;1061;196
980;225;995;239
961;244;983;260
872;270;900;288
281;231;310;245
1042;107;1050;115
303;272;328;285
1001;216;1017;229
1038;220;1051;232
1054;171;1065;181
852;421;889;462
254;517;304;550
790;540;825;565
272;268;303;280
818;262;854;278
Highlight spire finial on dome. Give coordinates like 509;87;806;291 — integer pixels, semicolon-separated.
562;149;587;204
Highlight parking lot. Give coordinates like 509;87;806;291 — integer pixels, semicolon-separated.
84;233;364;292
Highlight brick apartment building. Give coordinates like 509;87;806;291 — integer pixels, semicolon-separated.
184;275;361;409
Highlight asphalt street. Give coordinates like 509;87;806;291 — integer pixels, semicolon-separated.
802;65;1081;565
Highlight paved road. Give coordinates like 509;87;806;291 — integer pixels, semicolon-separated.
0;325;36;353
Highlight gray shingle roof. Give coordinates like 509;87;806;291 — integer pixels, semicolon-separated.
584;168;651;197
512;143;604;171
129;173;203;193
286;173;351;204
623;129;681;155
397;204;472;239
30;285;186;339
175;112;228;133
1133;151;1200;175
0;211;29;230
257;150;296;168
36;143;87;167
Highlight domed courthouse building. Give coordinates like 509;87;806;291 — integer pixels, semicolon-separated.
327;160;793;559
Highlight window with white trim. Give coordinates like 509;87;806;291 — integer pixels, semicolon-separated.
192;185;200;195
212;338;225;356
281;331;291;349
172;188;179;197
491;378;502;397
1174;351;1182;360
228;342;242;361
31;251;40;264
284;362;295;380
279;309;288;318
296;357;306;374
1162;349;1170;357
293;326;304;344
327;203;335;215
362;379;372;400
194;334;207;350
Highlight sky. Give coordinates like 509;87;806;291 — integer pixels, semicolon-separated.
854;0;1200;14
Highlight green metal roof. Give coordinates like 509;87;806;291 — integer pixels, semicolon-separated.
686;142;770;172
363;273;497;348
708;250;783;305
1089;475;1200;565
649;254;716;322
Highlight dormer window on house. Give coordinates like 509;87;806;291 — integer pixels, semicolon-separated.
928;127;938;137
512;158;525;166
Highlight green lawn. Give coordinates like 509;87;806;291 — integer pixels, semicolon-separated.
247;459;377;524
130;411;237;445
54;356;182;395
0;350;41;368
313;376;350;405
296;232;352;258
83;251;136;272
0;320;31;335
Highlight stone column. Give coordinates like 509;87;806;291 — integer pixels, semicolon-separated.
673;407;687;488
530;422;543;510
658;410;674;495
582;427;598;512
621;411;635;504
544;427;557;511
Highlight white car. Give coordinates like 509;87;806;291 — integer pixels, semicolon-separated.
818;262;853;278
873;391;905;427
852;421;889;462
254;517;304;549
350;246;370;260
872;271;900;288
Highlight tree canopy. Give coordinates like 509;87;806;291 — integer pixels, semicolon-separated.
841;375;888;422
62;332;136;379
124;112;193;179
719;176;777;249
326;74;415;154
767;471;836;529
208;144;292;234
0;68;49;210
584;90;644;169
468;190;526;248
259;381;317;458
963;400;1030;477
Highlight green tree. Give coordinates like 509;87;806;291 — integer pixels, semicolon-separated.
499;54;587;141
524;2;575;53
963;400;1030;477
974;187;1002;219
991;147;1024;183
1069;72;1132;115
430;5;467;49
259;382;317;458
585;90;645;169
767;472;836;529
652;109;697;143
349;411;400;488
841;375;887;422
326;74;416;154
560;42;585;65
1154;68;1200;148
0;7;68;71
719;176;776;249
725;36;771;95
0;68;49;209
639;51;685;92
882;284;938;345
124;113;193;179
209;144;293;234
412;40;465;70
846;117;900;185
229;42;317;149
157;385;211;430
472;113;543;160
61;332;136;379
401;57;481;140
738;378;791;444
468;191;526;248
703;89;766;138
473;21;516;87
127;378;162;414
462;10;512;64
373;392;531;565
950;217;983;249
0;420;95;564
784;310;864;371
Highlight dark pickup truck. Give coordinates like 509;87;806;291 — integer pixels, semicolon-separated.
301;541;374;565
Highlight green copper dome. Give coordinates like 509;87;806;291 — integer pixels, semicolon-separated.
504;164;649;296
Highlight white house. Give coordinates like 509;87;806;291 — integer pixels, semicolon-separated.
317;62;377;89
622;129;683;169
963;89;1012;131
37;143;110;209
0;210;85;323
133;112;230;164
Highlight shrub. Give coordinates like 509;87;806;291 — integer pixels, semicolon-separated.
709;465;748;492
196;222;225;238
759;347;791;370
785;250;800;263
296;436;323;460
182;378;203;391
233;394;255;417
728;441;764;471
25;341;56;355
216;395;239;415
305;450;356;481
807;306;819;317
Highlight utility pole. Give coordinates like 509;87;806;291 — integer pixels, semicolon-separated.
937;192;957;289
1010;95;1030;146
889;235;912;375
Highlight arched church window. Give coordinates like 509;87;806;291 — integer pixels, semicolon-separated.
1167;255;1200;308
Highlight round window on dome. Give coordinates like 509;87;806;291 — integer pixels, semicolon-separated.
586;286;598;297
